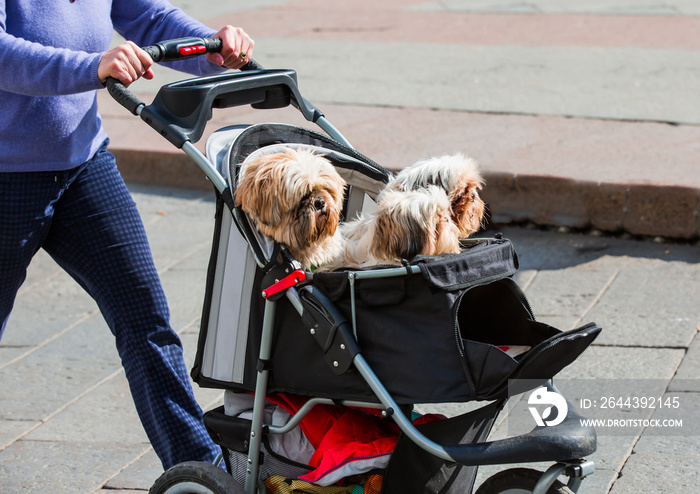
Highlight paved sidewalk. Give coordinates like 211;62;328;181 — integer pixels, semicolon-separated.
2;0;700;492
0;186;698;493
102;0;700;241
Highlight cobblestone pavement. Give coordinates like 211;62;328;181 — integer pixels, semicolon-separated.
2;0;699;492
1;186;698;492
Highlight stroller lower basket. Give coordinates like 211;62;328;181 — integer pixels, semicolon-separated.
204;407;311;483
204;400;503;494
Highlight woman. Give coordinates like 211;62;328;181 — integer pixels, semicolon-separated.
0;0;253;469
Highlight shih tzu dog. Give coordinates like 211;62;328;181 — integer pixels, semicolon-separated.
323;185;461;270
234;147;346;270
385;153;486;239
322;153;485;270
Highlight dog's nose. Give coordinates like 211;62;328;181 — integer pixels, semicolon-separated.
313;198;326;211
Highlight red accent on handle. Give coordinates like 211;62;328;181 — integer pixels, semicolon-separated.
261;270;306;299
178;45;205;56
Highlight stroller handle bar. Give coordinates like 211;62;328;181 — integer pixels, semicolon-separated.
143;37;263;70
104;36;263;116
104;37;353;195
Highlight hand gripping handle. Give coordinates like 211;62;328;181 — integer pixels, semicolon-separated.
105;36;264;114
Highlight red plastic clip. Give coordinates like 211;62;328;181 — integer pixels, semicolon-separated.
179;44;206;56
261;269;306;299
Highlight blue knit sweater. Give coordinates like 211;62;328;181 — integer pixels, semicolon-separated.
0;0;225;171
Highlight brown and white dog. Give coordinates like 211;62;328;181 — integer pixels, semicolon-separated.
234;147;346;270
385;153;486;239
324;185;461;269
322;153;485;269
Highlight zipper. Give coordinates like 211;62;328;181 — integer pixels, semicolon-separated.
454;290;477;397
453;277;527;397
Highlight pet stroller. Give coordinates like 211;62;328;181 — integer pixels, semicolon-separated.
107;37;602;494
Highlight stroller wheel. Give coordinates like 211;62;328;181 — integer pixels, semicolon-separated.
475;467;574;494
149;461;245;494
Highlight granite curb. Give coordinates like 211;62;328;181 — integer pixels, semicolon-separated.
113;147;700;242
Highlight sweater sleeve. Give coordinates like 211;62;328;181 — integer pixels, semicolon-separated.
0;2;103;96
0;0;225;97
111;0;228;77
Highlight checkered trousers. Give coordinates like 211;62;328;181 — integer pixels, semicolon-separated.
0;141;219;469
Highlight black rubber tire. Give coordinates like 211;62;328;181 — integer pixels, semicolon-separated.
149;461;246;494
474;468;575;494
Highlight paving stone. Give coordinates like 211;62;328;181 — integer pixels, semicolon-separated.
1;269;98;348
521;263;619;331
0;420;39;450
669;334;700;392
409;0;700;16
608;434;700;493
0;347;28;366
135;193;216;271
0;312;120;420
25;374;148;444
0;439;150;494
102;449;162;491
159;254;211;334
241;39;700;126
16;251;63;296
584;264;700;348
557;345;684;381
646;391;700;437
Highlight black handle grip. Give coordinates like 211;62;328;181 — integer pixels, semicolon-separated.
241;59;265;71
143;36;223;63
143;36;263;70
105;76;145;115
143;45;162;62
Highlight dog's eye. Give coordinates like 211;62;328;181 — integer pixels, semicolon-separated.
313;198;326;211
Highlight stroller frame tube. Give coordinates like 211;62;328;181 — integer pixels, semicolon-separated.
245;298;276;494
315;116;352;148
345;268;457;461
181;142;229;194
129;101;217;189
267;397;385;436
352;354;454;462
534;463;574;494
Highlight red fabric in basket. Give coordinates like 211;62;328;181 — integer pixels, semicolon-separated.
267;393;444;484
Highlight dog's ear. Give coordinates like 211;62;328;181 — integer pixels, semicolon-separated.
235;158;283;226
450;177;484;227
372;208;426;262
450;179;477;216
322;168;347;208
